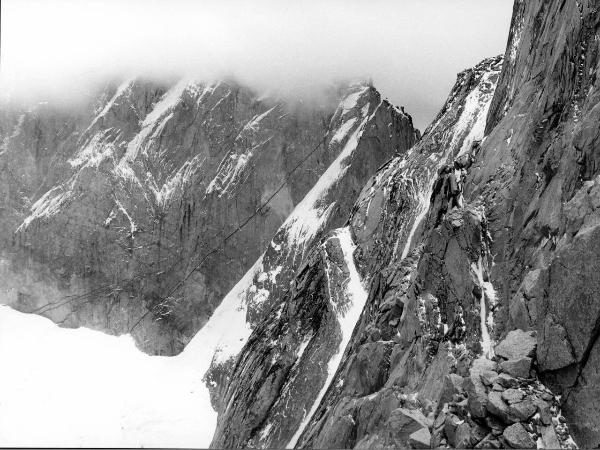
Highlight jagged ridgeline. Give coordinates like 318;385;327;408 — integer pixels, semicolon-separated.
208;0;600;447
2;0;600;448
0;80;417;355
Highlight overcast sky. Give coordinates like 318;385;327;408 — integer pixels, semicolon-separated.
0;0;513;129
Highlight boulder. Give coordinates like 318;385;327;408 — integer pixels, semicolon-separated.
431;412;446;449
508;398;537;421
465;375;489;419
344;342;392;396
537;316;577;371
475;433;502;449
355;388;401;438
472;357;498;373
487;391;516;424
485;415;505;436
509;270;546;332
449;398;469;419
495;330;537;360
444;413;462;446
501;388;525;404
388;408;429;446
433;410;447;430
510;292;534;331
521;269;547;300
495;373;518;389
468;419;490;445
541;391;554;402
480;370;499;386
311;414;356;449
436;373;464;413
533;397;552;425
502;423;536;449
454;422;473;448
540;425;561;449
465;360;495;419
408;427;431;449
500;357;532;378
353;434;389;449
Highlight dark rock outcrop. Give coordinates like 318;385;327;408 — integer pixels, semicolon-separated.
466;0;600;445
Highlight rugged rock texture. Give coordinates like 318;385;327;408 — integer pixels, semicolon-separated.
0;80;417;354
3;0;600;446
466;0;600;446
203;83;417;411
209;0;600;446
209;56;504;448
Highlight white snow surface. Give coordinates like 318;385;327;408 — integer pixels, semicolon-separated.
330;117;358;145
121;78;191;163
281;94;376;253
68;129;118;168
339;86;369;116
0;305;216;448
242;106;277;132
194;255;266;366
392;63;499;263
82;79;134;138
451;70;496;158
473;258;495;359
287;227;368;448
0;255;268;448
400;183;430;260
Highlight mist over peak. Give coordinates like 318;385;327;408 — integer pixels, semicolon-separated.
0;0;512;129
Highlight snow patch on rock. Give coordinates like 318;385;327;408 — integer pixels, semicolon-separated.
185;255;266;366
281;94;375;252
287;227;367;448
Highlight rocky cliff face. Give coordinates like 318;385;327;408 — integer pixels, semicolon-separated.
467;0;600;446
2;0;599;447
0;80;417;355
208;1;600;448
208;56;505;448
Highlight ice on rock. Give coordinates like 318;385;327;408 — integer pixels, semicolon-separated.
287;227;368;448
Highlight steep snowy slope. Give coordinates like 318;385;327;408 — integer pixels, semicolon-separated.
202;84;418;412
0;80;417;355
209;56;503;448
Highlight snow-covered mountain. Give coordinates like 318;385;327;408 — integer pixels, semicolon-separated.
207;0;600;447
0;77;419;447
3;0;600;448
0;79;417;355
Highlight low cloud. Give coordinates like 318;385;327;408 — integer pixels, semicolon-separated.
0;0;513;129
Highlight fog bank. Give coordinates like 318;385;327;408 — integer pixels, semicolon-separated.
0;0;513;129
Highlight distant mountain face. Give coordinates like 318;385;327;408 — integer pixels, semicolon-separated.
0;79;418;355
